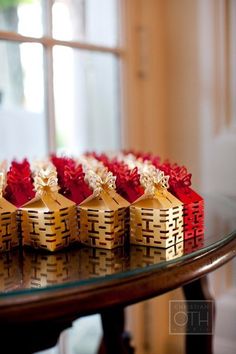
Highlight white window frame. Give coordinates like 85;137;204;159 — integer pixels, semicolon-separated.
0;0;123;153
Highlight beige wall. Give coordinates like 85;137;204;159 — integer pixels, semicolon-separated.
123;0;236;193
122;0;167;157
164;0;201;188
123;2;188;353
122;0;202;188
123;1;236;353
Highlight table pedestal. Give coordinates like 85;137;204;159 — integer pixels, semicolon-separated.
183;276;215;354
99;307;134;354
0;319;71;354
0;276;216;354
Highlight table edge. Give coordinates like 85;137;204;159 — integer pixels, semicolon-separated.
1;234;236;323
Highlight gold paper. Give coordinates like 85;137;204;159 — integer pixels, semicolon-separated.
0;167;19;252
79;189;130;249
19;193;79;252
79;246;126;277
130;242;184;267
0;251;21;291
130;191;183;248
23;249;80;288
0;197;19;252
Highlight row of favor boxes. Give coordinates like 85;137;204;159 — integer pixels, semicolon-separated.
1;238;204;292
0;179;204;252
0;153;204;252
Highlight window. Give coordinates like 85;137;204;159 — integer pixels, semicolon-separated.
0;0;121;160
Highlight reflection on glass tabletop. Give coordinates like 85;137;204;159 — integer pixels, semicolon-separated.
1;195;236;297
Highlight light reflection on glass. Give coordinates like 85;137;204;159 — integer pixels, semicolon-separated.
0;41;47;161
0;1;43;37
53;46;120;155
52;0;118;47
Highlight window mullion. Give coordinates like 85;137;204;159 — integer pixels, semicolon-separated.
43;0;56;153
0;31;121;55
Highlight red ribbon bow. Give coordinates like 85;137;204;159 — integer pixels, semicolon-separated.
5;159;35;207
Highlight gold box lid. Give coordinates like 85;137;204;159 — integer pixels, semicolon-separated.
80;189;130;211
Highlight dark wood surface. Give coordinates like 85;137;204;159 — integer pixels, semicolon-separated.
183;276;215;354
0;234;235;325
99;307;134;354
0;196;236;353
0;319;72;354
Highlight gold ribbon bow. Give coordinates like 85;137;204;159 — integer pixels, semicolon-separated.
118;154;169;197
85;168;116;197
34;165;59;196
79;156;105;176
140;165;169;197
0;172;5;198
0;161;7;198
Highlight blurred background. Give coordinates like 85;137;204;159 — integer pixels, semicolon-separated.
0;0;236;353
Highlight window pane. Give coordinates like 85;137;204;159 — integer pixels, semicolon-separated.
0;0;43;37
0;41;47;161
52;0;118;47
53;46;120;154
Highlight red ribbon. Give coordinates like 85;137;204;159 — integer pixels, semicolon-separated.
51;155;75;191
51;155;92;204
5;159;35;207
64;164;92;204
93;155;144;202
160;162;192;190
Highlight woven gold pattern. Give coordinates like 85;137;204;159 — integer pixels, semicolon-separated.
79;190;130;249
0;251;21;291
79;247;126;277
19;194;79;252
130;191;183;248
23;250;80;287
0;198;18;252
130;242;184;267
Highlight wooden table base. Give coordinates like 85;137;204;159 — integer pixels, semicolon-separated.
0;319;72;354
183;276;215;354
0;308;134;354
99;307;134;354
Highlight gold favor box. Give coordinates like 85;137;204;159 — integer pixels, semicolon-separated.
0;251;21;291
130;242;184;268
19;193;79;252
79;247;126;277
23;249;80;288
0;197;18;252
79;190;130;249
130;191;183;248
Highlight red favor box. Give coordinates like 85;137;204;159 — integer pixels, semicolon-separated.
184;233;204;254
174;187;204;240
160;163;204;240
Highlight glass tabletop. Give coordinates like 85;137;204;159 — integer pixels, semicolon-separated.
1;195;236;297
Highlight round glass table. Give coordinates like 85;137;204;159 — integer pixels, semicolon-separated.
0;195;236;354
